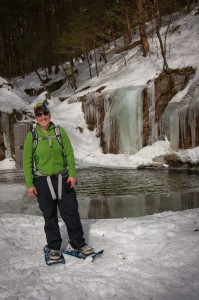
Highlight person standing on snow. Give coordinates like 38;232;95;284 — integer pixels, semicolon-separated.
23;102;94;261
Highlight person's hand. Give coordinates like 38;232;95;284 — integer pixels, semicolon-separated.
27;187;38;197
67;177;77;188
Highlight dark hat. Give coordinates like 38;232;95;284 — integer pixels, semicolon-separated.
34;102;49;114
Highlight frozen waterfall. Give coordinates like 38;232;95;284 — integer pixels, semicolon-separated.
103;86;144;154
161;79;199;150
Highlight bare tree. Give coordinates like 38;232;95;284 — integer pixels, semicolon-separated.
93;42;99;77
155;0;169;71
61;64;76;94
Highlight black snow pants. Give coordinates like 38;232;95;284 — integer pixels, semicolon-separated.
34;175;85;250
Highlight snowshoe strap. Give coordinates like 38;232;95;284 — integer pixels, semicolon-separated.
58;174;62;200
47;176;57;200
46;174;63;200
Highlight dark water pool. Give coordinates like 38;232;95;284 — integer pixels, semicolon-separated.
0;168;199;218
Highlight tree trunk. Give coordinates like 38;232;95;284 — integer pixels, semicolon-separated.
20;57;25;79
120;0;132;46
32;63;48;92
187;0;191;13
139;24;150;57
0;32;4;63
94;44;99;77
86;53;92;78
70;58;77;90
136;0;150;57
124;6;132;44
45;68;49;80
123;31;130;47
8;55;12;79
164;15;172;53
101;46;107;63
55;65;59;74
155;5;169;71
48;66;52;74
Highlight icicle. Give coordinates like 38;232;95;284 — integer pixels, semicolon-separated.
180;79;199;148
160;103;179;151
147;80;158;145
1;112;11;158
187;86;199;148
103;95;112;153
179;104;188;149
83;93;97;127
169;108;179;151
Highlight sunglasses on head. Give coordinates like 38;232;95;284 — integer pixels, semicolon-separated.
35;111;50;117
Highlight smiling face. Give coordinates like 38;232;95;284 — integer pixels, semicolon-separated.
35;109;51;131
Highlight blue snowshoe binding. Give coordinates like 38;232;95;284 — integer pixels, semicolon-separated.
43;245;65;266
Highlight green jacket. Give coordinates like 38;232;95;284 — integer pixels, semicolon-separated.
23;122;76;188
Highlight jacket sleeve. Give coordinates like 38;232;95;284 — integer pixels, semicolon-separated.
23;132;34;188
60;127;76;178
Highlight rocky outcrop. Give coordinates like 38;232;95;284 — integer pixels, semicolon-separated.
24;79;65;96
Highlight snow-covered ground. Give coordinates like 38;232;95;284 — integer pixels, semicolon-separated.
0;209;199;300
0;8;199;300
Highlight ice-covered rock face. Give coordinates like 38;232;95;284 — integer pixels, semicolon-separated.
160;79;199;150
0;110;26;161
0;67;197;161
1;112;11;159
81;67;196;155
0;77;31;161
